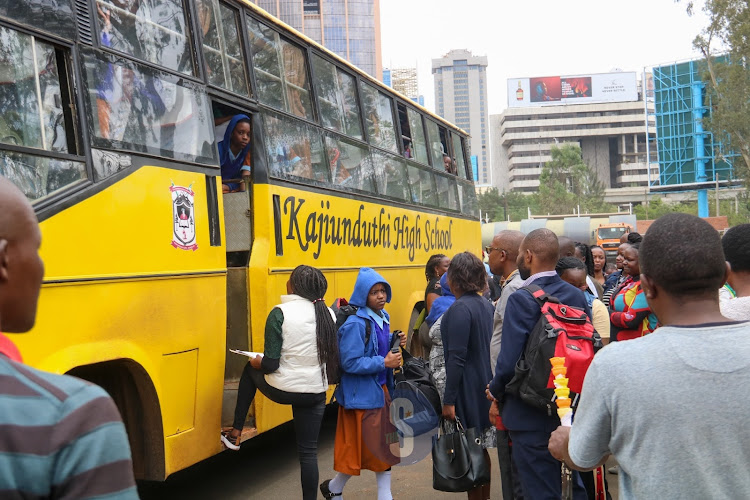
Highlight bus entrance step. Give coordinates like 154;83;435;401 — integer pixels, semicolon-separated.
222;426;258;445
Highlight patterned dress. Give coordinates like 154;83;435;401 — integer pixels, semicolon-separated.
428;317;446;401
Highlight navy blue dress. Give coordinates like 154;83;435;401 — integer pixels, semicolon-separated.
441;293;494;431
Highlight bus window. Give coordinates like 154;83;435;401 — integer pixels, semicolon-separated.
247;18;313;121
95;0;194;76
435;173;458;211
372;151;410;202
459;181;479;216
360;82;398;153
264;113;327;182
452;133;468;179
425;119;447;171
405;108;428;166
196;0;249;97
325;134;375;194
0;26;86;202
81;48;216;165
1;0;77;41
407;165;437;207
311;55;362;140
212;102;252;193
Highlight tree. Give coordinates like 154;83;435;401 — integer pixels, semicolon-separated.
688;0;750;180
538;144;612;215
477;187;504;221
476;187;540;222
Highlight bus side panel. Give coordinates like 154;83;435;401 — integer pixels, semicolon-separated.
19;166;227;478
247;183;480;434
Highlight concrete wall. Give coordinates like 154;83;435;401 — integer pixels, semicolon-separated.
580;136;612;189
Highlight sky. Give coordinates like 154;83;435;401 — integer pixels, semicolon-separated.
380;0;710;115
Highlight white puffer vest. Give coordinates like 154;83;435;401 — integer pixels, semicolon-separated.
264;294;333;393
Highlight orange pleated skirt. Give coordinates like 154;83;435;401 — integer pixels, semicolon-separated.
333;385;400;475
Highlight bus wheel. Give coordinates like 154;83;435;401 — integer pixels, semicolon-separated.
67;360;166;481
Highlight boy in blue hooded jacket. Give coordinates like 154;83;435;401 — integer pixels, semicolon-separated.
321;268;405;500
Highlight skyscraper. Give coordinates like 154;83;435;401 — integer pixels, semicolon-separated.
383;66;423;105
432;49;489;184
252;0;382;79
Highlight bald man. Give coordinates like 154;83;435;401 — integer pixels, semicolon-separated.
487;230;526;500
0;177;137;499
488;230;525;374
488;229;589;499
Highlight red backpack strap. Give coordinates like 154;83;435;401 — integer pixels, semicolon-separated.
521;284;550;307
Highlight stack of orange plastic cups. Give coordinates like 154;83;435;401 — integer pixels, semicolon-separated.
550;357;572;426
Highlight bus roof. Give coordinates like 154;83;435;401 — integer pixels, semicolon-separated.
241;1;469;138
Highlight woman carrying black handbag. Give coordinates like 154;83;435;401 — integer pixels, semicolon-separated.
439;252;495;500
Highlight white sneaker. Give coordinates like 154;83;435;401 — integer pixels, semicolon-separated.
221;431;241;451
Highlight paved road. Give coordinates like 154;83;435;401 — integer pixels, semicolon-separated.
139;406;619;499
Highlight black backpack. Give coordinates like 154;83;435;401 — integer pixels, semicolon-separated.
331;297;371;345
391;348;442;438
504;285;602;416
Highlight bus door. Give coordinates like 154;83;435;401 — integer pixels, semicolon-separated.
212;102;256;434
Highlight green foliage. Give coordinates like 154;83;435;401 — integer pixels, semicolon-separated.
633;198;697;220
633;194;750;226
477;187;541;222
537;144;614;215
689;0;750;180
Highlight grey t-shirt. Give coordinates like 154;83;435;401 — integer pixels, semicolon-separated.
569;322;750;499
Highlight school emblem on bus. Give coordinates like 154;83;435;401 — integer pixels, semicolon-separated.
170;183;198;251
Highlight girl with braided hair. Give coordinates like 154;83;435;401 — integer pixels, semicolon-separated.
424;254;450;314
221;265;338;500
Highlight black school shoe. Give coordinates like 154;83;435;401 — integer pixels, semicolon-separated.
319;479;342;498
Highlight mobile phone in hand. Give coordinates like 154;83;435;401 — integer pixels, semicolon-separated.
390;330;402;351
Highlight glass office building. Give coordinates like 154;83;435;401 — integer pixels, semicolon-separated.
253;0;382;79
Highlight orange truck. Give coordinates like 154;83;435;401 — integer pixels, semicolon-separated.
595;223;633;261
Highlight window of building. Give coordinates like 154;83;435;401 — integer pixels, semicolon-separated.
96;0;194;75
361;82;398;153
197;0;249;96
0;26;86;202
311;54;363;139
247;17;313;120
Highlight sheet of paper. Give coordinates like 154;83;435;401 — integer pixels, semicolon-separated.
229;349;264;358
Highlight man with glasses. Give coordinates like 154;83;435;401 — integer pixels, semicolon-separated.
487;231;525;374
487;230;525;500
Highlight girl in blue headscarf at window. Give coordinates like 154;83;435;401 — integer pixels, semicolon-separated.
218;114;252;193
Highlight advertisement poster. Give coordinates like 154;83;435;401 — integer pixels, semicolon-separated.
508;72;638;108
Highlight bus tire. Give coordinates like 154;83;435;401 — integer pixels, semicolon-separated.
67;360;166;481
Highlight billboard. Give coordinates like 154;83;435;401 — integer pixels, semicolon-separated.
508;72;638;108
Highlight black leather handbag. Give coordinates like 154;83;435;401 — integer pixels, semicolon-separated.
432;417;491;492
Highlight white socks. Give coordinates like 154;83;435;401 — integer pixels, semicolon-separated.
328;471;392;500
328;472;351;495
376;470;392;500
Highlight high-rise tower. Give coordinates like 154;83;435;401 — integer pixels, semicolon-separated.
252;0;382;79
432;49;489;184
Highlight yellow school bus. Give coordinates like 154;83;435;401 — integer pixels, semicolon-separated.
0;0;480;479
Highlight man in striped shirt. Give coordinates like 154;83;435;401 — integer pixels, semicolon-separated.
0;176;137;498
